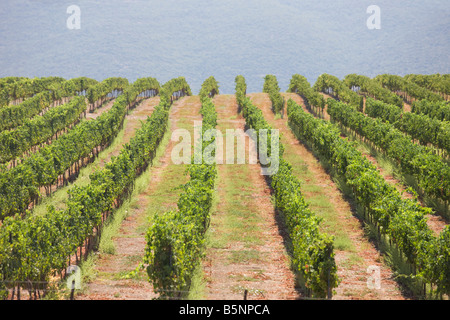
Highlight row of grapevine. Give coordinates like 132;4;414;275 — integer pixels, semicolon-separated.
145;78;218;299
412;99;450;122
375;74;444;104
0;77;190;300
286;98;450;297
86;77;129;112
60;77;99;97
343;74;404;108
287;74;325;116
198;76;219;101
235;75;247;112
161;77;192;104
126;77;161;102
405;74;450;99
0;77;98;132
262;74;284;115
313;73;364;111
0;96;87;164
327;99;450;212
0;77;66;108
0;78;161;220
238;76;339;298
0;77;27;89
365;98;450;155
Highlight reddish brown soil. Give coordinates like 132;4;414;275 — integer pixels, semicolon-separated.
98;97;160;167
85;97;117;120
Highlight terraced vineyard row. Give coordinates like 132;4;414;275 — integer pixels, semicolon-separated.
0;77;190;299
0;73;448;301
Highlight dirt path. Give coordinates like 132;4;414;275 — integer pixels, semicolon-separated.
98;97;161;167
77;96;202;300
93;96;160;169
403;102;412;112
86;97;117;120
203;94;300;300
251;92;406;300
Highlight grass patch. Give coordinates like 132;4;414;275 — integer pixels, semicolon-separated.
334;236;354;252
342;253;365;268
228;250;262;264
187;260;208;300
229;271;263;282
207;158;266;249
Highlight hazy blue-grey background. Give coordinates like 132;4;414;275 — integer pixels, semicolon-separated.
0;0;449;93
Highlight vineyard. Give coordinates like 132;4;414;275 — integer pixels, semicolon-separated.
0;73;449;301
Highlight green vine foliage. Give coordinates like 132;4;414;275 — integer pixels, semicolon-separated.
263;75;284;115
365;98;450;154
328;99;450;204
412;99;450;122
343;74;403;108
287;74;325;115
86;77;129;111
0;77;66;108
0;78;162;220
0;96;87;164
287;98;450;296
313;73;363;111
145;80;218;299
0;77;98;132
235;75;247;111
405;74;450;98
241;75;338;298
199;76;219;101
0;77;191;298
374;74;444;103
